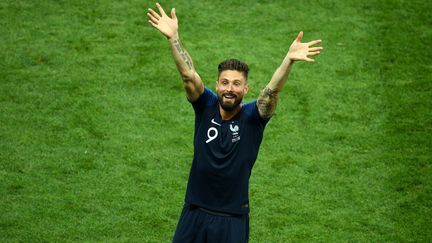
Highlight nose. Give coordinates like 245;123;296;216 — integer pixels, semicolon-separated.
227;83;233;91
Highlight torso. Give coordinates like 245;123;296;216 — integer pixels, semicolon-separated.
185;87;269;215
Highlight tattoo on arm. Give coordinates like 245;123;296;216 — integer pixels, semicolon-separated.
173;40;193;70
257;87;279;118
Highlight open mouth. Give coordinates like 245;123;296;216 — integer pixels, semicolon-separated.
223;94;236;100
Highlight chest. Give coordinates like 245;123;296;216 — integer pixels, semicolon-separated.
195;109;261;153
193;104;266;174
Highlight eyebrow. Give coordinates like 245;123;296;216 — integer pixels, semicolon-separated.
220;78;242;82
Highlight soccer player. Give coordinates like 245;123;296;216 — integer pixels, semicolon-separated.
147;3;323;242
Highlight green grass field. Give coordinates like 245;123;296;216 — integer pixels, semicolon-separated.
1;0;431;242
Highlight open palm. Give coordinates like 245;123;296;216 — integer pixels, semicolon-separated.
288;31;323;62
147;3;178;39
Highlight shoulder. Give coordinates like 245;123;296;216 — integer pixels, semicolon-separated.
242;101;271;124
191;87;218;111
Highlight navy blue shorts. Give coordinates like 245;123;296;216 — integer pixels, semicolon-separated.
172;204;249;243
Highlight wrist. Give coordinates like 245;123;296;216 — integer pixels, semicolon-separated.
167;32;180;41
284;54;296;65
284;52;295;63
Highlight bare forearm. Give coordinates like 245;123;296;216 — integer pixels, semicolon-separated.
147;4;203;101
267;55;294;91
257;31;322;118
168;34;195;80
168;34;204;101
257;55;294;118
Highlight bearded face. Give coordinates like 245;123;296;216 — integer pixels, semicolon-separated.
216;70;249;112
217;91;243;111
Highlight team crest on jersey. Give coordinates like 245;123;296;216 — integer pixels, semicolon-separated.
230;122;240;143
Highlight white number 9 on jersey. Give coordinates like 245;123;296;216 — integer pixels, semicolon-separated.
206;127;218;143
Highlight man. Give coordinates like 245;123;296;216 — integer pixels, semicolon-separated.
147;3;322;242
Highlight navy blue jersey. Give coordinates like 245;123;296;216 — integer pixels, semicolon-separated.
185;87;270;215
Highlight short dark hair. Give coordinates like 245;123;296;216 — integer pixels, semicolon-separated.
218;59;249;80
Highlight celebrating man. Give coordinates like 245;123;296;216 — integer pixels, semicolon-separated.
147;3;322;242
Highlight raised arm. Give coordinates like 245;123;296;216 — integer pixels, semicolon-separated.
147;3;204;102
257;31;323;118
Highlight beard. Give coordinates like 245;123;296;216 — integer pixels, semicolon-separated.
217;93;243;112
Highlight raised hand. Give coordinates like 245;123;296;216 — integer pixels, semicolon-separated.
287;31;323;62
147;3;178;39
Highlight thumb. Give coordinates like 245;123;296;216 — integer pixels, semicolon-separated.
171;8;177;20
296;31;303;42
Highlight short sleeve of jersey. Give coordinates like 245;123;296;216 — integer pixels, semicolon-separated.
191;87;218;113
242;101;271;126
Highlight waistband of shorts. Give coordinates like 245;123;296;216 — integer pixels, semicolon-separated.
198;207;236;217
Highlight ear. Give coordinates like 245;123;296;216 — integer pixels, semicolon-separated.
244;83;250;95
215;80;219;91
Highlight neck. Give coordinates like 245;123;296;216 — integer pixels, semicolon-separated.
219;104;242;120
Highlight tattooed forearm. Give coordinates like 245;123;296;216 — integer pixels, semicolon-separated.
172;39;193;70
257;87;279;118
